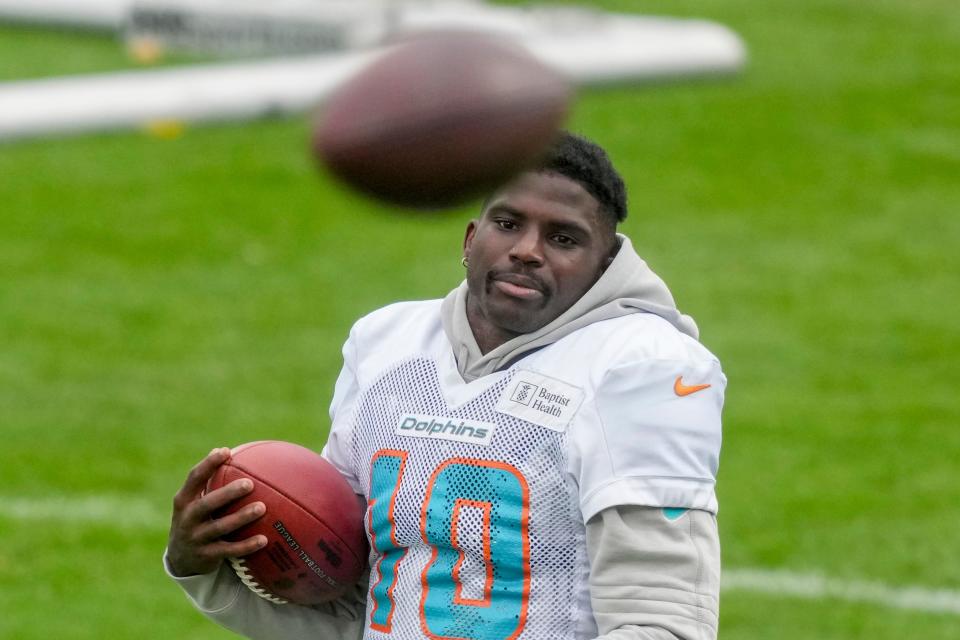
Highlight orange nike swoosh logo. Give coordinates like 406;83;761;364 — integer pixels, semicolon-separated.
674;376;711;397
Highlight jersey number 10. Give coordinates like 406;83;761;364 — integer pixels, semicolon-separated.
368;450;531;639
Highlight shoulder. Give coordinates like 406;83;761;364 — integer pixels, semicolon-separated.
580;313;725;414
345;299;446;376
593;313;719;368
537;312;722;387
350;299;443;341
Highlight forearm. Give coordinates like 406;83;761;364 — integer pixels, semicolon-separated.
588;506;720;640
164;551;365;640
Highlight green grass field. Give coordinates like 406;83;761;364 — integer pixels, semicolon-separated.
1;1;959;637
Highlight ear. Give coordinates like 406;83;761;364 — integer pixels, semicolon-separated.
463;220;478;258
600;234;620;271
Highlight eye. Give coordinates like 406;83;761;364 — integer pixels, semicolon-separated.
551;233;577;246
495;219;518;231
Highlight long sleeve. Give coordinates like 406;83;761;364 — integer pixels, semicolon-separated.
587;506;720;640
164;551;366;640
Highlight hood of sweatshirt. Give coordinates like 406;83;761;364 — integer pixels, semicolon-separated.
440;234;698;381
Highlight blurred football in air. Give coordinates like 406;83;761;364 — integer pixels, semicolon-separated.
312;31;572;209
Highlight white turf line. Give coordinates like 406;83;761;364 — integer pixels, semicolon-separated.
722;569;960;616
4;496;960;616
5;496;165;529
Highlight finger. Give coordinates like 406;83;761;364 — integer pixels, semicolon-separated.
207;535;269;561
175;447;232;506
194;501;266;542
187;478;255;522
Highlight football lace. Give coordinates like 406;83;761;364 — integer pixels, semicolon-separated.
228;556;289;605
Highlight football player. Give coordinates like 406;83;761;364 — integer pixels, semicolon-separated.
166;132;724;640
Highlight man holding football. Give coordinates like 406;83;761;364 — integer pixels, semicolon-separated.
167;132;725;640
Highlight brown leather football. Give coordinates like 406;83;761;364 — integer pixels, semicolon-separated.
313;31;572;209
206;440;367;605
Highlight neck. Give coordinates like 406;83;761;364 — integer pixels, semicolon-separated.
465;297;518;355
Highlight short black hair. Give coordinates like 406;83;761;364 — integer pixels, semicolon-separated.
534;131;628;224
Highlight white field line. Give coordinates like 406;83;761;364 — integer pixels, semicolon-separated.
3;495;960;616
4;495;166;529
722;568;960;616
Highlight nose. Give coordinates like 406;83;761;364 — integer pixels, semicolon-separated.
509;229;545;266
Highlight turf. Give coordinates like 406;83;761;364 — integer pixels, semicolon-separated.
1;1;958;637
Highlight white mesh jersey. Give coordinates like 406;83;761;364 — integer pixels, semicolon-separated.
322;300;724;640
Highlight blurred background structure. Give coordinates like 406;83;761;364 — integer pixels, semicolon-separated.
0;1;958;638
0;0;744;140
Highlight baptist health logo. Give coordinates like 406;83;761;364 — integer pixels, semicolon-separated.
508;379;571;418
510;382;539;406
395;414;496;447
497;372;584;432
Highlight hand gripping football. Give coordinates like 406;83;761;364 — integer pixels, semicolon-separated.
206;441;368;605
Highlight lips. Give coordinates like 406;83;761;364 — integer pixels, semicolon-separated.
489;272;546;300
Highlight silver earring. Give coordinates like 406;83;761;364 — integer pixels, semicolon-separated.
461;257;469;268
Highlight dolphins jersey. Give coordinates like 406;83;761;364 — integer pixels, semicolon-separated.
322;300;724;640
